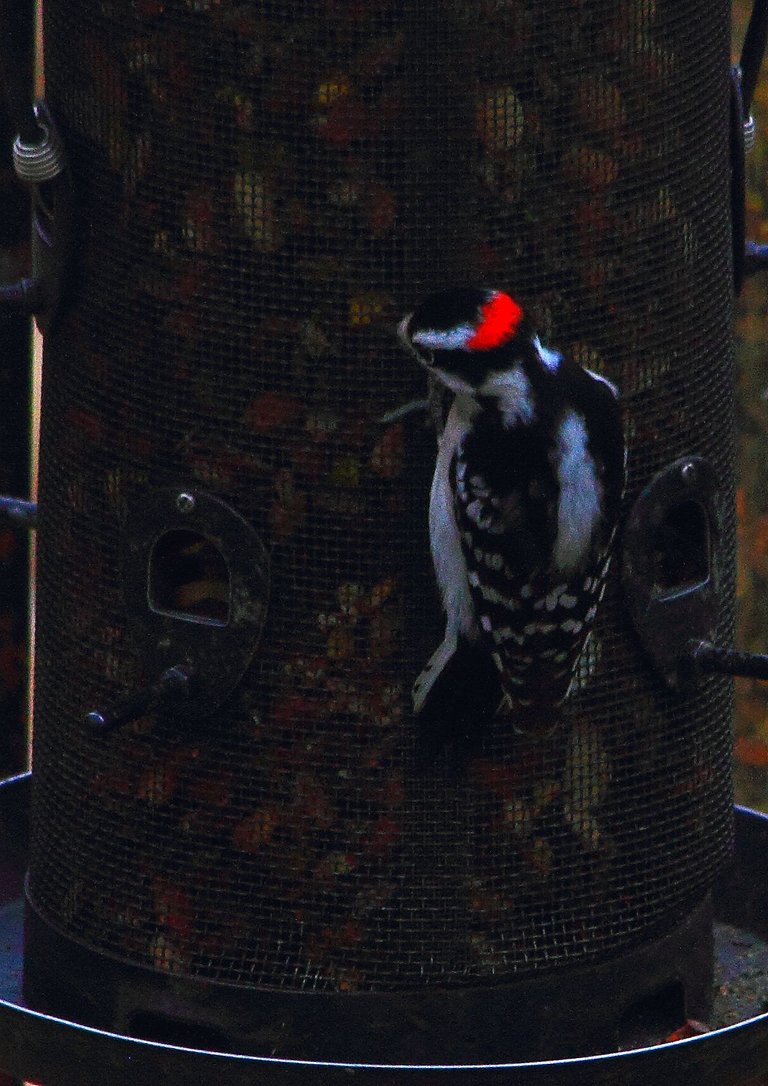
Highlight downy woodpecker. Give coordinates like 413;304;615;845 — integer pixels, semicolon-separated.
399;287;625;765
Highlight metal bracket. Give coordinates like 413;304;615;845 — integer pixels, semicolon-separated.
623;459;768;692
113;486;271;726
622;457;722;692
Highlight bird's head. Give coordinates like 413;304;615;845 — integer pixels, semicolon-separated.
399;287;550;397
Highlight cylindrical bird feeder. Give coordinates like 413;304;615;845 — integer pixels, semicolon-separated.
21;0;734;1065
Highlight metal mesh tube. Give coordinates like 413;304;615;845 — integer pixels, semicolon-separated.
28;0;733;996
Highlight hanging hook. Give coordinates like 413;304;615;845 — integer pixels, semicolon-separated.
0;0;74;330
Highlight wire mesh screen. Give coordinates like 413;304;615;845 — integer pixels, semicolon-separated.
28;0;733;995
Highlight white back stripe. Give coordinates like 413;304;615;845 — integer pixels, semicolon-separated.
553;409;602;572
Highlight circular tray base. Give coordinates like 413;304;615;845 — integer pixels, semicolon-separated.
2;772;768;1085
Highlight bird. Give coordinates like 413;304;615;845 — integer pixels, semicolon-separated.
398;286;625;765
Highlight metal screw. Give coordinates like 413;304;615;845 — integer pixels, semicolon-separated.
680;461;698;486
176;491;196;514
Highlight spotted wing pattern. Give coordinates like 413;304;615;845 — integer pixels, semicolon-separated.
453;436;612;717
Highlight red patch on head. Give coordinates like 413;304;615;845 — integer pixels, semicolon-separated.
467;292;523;351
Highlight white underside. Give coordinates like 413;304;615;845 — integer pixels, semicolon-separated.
414;396;479;712
429;395;479;640
412;630;458;713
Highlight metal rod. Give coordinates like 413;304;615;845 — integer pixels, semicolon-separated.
0;0;38;146
0;276;43;314
744;241;768;277
0;495;37;528
86;664;195;734
688;640;768;681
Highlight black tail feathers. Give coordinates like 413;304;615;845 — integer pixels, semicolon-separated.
414;637;502;768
